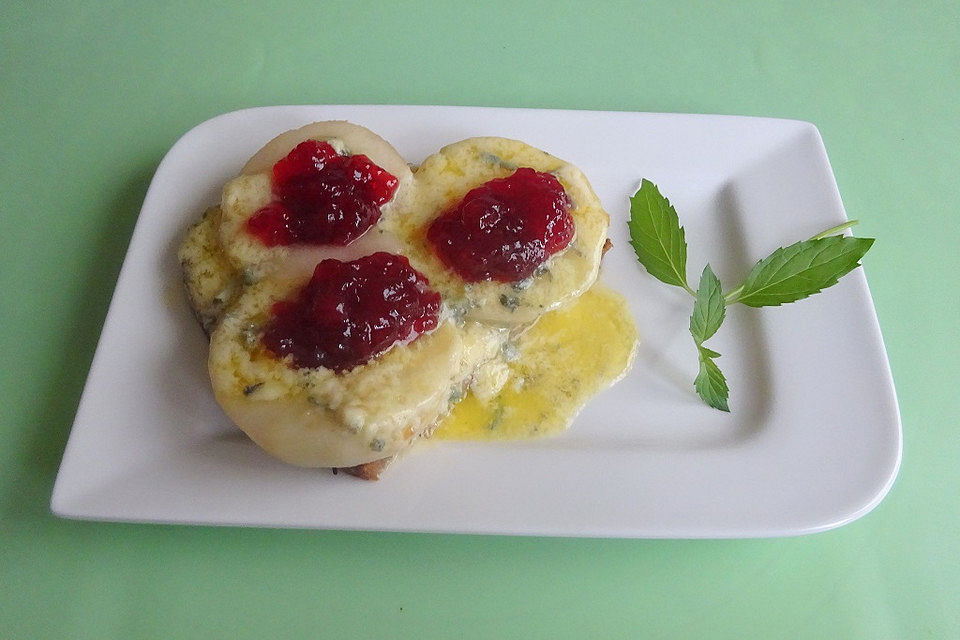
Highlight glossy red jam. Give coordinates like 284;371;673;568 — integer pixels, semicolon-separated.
246;140;399;247
260;253;441;372
426;167;574;282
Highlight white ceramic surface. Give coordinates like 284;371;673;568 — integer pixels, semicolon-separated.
51;106;901;537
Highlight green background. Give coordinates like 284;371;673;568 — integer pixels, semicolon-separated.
2;1;957;637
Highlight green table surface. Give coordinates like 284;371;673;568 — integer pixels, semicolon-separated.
2;2;958;638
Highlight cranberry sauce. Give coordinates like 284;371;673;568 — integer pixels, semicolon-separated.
260;253;441;372
246;140;399;247
426;167;574;282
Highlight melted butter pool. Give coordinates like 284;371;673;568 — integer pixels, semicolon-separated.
435;284;638;441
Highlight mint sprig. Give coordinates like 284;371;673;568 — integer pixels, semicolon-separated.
627;182;874;411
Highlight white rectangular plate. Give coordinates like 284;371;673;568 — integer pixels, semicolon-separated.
51;106;901;537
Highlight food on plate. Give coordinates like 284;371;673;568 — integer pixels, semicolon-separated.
385;137;609;326
179;121;637;478
178;205;242;335
218;121;411;282
436;284;636;441
208;253;505;468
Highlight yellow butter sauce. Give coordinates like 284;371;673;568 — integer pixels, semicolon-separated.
435;283;638;441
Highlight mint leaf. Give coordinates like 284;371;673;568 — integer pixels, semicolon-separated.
628;179;692;292
732;235;874;307
690;266;728;411
694;346;729;412
689;264;725;344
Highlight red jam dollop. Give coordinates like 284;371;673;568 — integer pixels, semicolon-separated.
426;167;574;282
260;252;441;372
246;140;399;247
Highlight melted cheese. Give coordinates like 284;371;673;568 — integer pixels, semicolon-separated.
384;137;609;326
435;284;637;440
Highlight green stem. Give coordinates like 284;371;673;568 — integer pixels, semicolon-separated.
723;284;743;305
682;282;697;297
809;219;858;241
